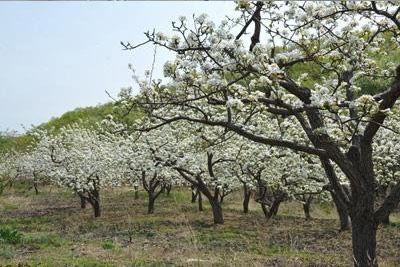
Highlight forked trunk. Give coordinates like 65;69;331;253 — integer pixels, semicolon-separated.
260;201;281;219
260;197;282;219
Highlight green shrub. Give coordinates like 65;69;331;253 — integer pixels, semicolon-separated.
0;227;22;244
101;240;115;250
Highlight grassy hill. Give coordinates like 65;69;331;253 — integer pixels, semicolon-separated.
0;102;142;153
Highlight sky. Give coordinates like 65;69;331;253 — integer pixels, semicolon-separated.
0;1;236;133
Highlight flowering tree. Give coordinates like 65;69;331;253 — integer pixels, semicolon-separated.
121;2;400;265
0;151;21;194
120;124;179;214
373;112;400;224
18;145;54;195
34;125;124;217
237;140;328;220
171;123;241;224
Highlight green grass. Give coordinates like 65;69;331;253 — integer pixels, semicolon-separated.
0;186;399;266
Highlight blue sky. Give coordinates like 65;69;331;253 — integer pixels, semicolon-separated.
0;1;236;133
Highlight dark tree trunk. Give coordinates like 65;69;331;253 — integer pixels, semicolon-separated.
92;198;101;217
209;198;224;224
198;191;203;212
270;198;282;217
260;203;269;218
350;178;377;267
260;198;282;219
80;196;86;209
302;195;313;220
148;193;156;214
33;181;39;195
303;202;311;220
90;189;101;218
351;212;377;267
243;184;251;214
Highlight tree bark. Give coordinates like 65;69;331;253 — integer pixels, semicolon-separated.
90;189;101;218
148;193;155;214
198;191;203;212
351;212;377;267
302;195;313;220
92;197;101;217
303;202;311;220
350;171;377;267
270;198;282;217
260;203;269;218
209;198;224;224
243;184;251;214
33;181;39;195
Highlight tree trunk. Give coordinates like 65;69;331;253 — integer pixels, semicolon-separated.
198;191;203;211
209;198;224;224
260;198;282;219
350;188;377;267
303;202;311;220
33;181;39;195
331;192;350;231
243;184;251;214
351;214;377;267
260;203;269;218
302;195;313;220
270;198;281;217
90;189;101;217
80;196;86;209
92;198;101;217
148;193;155;214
